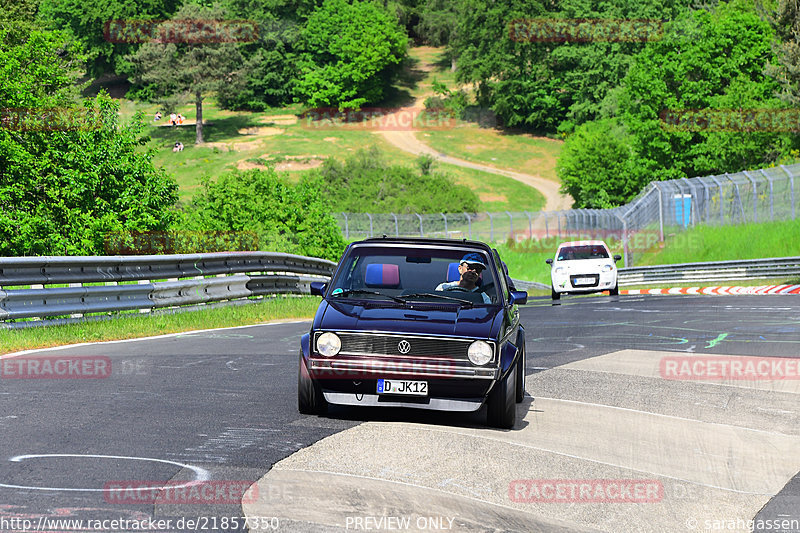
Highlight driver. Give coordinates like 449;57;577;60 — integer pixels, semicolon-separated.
435;253;491;303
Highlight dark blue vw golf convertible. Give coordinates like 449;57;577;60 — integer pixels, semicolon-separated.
298;237;528;428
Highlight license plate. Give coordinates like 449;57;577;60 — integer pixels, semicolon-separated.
574;277;594;285
377;379;428;396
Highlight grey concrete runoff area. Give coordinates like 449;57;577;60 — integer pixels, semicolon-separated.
0;295;798;533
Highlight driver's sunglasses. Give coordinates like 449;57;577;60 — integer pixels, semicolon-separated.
463;263;484;272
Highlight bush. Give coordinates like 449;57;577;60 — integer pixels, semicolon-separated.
184;168;346;261
302;147;480;214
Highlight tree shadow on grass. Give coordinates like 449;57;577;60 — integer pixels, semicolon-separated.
377;55;428;108
147;113;266;145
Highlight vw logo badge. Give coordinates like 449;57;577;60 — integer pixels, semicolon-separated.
397;340;411;354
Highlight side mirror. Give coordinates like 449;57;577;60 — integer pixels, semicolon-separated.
613;255;622;262
310;282;327;296
545;258;553;265
508;291;528;306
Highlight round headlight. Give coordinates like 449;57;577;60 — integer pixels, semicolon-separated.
316;332;341;357
554;267;565;275
468;340;493;366
602;264;613;272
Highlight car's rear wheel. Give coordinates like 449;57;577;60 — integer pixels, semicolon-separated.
298;355;327;415
551;286;561;300
515;343;525;403
487;365;516;429
609;281;619;296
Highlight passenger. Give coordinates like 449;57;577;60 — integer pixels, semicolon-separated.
435;253;491;304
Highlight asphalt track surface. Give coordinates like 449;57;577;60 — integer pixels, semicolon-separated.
0;294;798;533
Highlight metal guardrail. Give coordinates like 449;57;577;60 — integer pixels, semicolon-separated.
0;253;336;322
618;256;800;285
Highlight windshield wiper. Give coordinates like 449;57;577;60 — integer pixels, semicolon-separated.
397;292;474;307
333;289;406;304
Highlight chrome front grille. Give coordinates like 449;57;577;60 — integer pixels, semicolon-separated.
339;333;470;358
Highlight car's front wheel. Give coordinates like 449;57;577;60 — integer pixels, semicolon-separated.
298;355;327;415
609;281;619;296
487;365;516;429
551;286;561;300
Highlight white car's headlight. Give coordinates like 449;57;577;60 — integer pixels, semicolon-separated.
468;341;493;366
554;267;565;275
602;264;614;272
316;332;341;357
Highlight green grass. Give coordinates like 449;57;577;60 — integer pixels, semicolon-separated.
636;219;800;266
0;296;320;355
420;127;563;181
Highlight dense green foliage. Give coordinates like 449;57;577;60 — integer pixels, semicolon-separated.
302;147;480;214
556;118;637;208
186;168;346;261
37;0;181;77
558;0;798;207
296;0;408;109
0;29;178;256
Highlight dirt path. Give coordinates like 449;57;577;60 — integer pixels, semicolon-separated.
375;50;573;213
379;125;573;212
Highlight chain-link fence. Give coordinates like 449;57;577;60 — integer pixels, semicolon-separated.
336;163;799;267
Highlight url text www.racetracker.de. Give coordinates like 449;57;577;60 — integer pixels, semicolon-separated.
0;516;281;532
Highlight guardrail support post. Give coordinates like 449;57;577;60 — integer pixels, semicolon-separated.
464;212;472;239
366;213;374;238
440;213;448;238
487;212;494;242
391;213;399;237
505;211;513;241
416;213;423;237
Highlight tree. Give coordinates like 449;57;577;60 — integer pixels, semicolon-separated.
297;0;408;110
0;29;178;256
762;0;800;105
416;0;460;70
185;168;346;261
620;0;796;183
449;0;694;132
126;2;246;144
556;119;638;208
37;0;181;77
215;0;322;110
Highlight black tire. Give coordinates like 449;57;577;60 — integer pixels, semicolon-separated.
609;282;619;296
487;364;516;429
515;343;525;403
298;355;327;415
551;286;561;300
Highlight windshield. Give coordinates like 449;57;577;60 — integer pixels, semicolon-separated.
328;247;499;305
557;245;609;261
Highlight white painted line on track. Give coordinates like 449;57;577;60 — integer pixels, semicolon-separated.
0;319;311;360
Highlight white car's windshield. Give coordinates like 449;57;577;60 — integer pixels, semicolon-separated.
557;245;609;261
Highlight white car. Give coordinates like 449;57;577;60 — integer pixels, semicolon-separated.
546;240;622;300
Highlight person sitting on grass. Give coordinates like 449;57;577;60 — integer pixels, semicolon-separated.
435;253;491;303
154;111;162;121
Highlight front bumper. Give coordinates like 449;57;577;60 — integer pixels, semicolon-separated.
552;271;617;293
